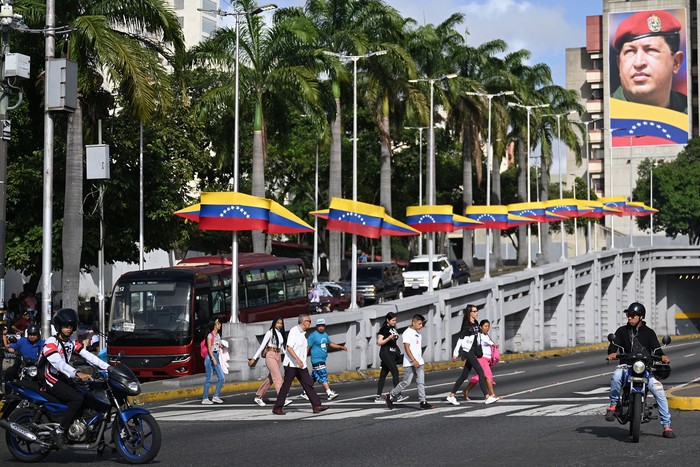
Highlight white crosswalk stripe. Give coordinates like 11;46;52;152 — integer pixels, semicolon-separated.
152;401;609;422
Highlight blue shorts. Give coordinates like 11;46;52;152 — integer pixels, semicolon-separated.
311;362;328;384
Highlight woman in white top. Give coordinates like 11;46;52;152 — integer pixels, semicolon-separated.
202;319;225;405
248;317;292;407
464;319;499;401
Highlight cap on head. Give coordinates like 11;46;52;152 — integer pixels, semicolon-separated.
613;10;681;52
316;318;326;326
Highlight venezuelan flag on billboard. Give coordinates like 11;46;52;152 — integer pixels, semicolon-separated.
267;200;314;234
406;205;455;232
508;202;546;222
327;197;385;238
198;192;270;231
174;203;201;222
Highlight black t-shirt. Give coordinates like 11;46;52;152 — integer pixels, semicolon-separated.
378;324;400;352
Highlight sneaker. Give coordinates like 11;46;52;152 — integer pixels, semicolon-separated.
52;428;67;449
374;395;385;403
283;399;293;407
254;397;266;407
202;398;214;405
604;406;617;422
385;394;394;410
662;427;676;439
327;391;339;401
485;395;499;405
396;394;409;403
300;392;309;401
446;394;460;406
212;397;224;404
419;401;436;410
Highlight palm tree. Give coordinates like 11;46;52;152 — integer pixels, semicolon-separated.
191;0;324;253
17;0;186;310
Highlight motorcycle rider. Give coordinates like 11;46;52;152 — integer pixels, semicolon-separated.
605;302;675;438
40;308;110;448
4;323;45;384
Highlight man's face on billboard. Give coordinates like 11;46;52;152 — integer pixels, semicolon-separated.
617;36;684;108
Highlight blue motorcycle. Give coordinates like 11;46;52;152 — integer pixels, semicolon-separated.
0;365;161;463
606;334;671;443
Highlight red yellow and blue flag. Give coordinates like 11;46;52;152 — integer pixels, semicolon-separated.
326;198;385;238
406;205;455;232
174;203;201;222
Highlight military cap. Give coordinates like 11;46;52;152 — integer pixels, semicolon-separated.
613;10;682;52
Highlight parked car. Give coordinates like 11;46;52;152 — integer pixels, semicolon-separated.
402;255;453;294
314;281;363;311
450;259;471;286
340;262;404;304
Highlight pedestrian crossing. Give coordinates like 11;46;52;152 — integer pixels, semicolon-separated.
152;398;609;422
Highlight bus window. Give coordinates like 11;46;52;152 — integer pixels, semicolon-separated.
286;277;306;300
195;293;210;324
269;280;285;303
244;268;265;283
212;290;226;314
267;267;284;282
285;264;304;279
246;283;268;307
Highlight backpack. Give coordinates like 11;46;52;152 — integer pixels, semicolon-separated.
200;335;209;359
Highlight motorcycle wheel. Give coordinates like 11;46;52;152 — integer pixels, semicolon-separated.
5;408;51;462
630;392;642;443
113;413;161;464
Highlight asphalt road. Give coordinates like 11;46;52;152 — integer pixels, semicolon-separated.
1;339;699;466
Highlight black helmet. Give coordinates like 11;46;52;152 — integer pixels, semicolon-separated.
52;308;79;333
27;324;41;337
624;302;646;319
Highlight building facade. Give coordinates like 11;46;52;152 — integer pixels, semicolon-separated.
168;0;221;50
566;0;695;244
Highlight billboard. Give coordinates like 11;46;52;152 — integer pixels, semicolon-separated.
608;8;689;147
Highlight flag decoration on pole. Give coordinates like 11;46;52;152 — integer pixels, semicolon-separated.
507;202;546;222
577;200;620;219
465;205;534;230
621;202;658;217
309;209;330;220
452;214;482;230
174;203;201;222
598;196;628;216
324;197;419;239
406;205;455;232
545;198;583;218
380;214;421;236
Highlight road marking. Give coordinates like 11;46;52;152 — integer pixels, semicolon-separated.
556;361;584;367
502;371;612;398
446;405;534;417
374;406;464;419
492;370;526;378
498;397;607;402
310;408;387;420
683;353;696;358
509;404;579;416
573;387;610;395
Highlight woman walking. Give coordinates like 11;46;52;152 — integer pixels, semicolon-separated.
202;319;225;405
374;312;407;403
248;317;292;407
463;319;500;401
446;305;496;405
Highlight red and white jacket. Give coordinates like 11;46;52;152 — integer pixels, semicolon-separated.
41;335;109;387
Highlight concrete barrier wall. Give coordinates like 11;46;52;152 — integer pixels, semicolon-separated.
226;246;700;382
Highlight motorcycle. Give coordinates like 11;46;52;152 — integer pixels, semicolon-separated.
606;333;671;443
0;364;161;464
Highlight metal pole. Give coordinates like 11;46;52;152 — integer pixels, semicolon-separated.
573;180;578;256
97;121;106;348
557;115;565;260
418;127;423;256
313;144;318;283
485;95;493;279
139;122;144;270
585;122;592;253
0;21;8;310
526;107;531;268
231;11;241;323
650;163;654;246
41;0;56;338
427;79;435;292
350;57;358;308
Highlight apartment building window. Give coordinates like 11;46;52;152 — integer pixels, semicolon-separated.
174;0;184;9
202;17;216;36
177;16;184;28
202;0;217;11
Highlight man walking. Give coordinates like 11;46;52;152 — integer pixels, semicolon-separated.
272;314;328;415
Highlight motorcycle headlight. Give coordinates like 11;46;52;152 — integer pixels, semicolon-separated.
26;366;38;378
632;360;646;374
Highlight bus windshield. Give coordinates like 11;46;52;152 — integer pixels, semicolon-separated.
109;280;192;346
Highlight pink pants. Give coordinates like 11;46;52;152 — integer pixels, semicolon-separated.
468;356;495;384
255;351;284;397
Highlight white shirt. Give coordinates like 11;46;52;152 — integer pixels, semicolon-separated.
283;325;308;369
401;327;424;367
480;333;495;359
253;329;286;359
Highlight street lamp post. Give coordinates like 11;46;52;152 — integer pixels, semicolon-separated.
626;134;646;248
650;160;657;246
205;4;277;323
543;111;573;260
406;126;428;255
463;90;513;279
313;144;319;283
572;118;602;253
508;102;549;268
326;50;387;308
570;175;578;256
410;74;458;292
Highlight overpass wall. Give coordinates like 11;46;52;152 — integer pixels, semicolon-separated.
227;246;700;382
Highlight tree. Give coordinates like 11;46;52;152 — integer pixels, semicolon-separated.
633;141;700;244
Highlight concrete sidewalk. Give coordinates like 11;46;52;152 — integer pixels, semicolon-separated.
131;335;700;410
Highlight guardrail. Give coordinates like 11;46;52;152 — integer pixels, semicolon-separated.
226;246;700;382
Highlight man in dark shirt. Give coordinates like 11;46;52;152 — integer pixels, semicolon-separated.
604;302;675;438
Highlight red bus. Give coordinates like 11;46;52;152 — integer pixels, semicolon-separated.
107;253;309;378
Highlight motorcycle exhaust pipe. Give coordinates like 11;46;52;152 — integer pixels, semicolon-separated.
0;419;39;443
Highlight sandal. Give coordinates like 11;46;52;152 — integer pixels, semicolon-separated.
461;390;470;401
